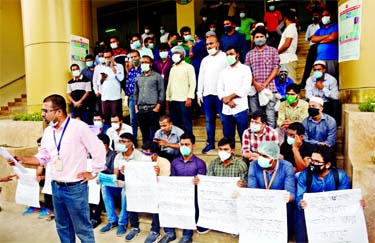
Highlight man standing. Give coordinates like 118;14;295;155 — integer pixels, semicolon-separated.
220;16;248;62
134;55;165;143
131;34;154;59
93;49;124;125
82;54;98;119
109;36;127;56
263;4;283;47
197;35;227;154
305;60;339;122
238;9;256;46
9;94;106;243
166;45;196;134
278;10;298;83
218;46;251;141
245;27;280;128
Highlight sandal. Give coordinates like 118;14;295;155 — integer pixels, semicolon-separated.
46;214;55;221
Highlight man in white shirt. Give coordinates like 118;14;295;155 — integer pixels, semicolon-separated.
197;35;228;154
218;46;252;142
106;113;133;150
92;49;124;125
278;10;298;83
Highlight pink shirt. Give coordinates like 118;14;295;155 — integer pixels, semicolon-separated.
36;117;106;182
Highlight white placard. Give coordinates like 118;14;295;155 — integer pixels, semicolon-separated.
125;162;158;213
88;179;100;205
0;147;27;173
41;165;52;195
13;167;40;208
303;189;368;243
158;176;196;230
237;188;288;243
197;175;239;234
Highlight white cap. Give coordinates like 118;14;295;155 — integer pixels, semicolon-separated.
313;60;326;67
255;22;265;28
171;45;185;57
310;96;324;106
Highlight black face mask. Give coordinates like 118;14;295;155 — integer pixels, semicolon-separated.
313;16;319;24
279;72;288;83
308;107;320;117
309;163;326;174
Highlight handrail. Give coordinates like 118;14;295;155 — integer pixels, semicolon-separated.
0;75;26;90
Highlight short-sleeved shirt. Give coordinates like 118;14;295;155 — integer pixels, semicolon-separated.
207;155;248;184
264;10;282;32
154;125;184;156
314;23;338;60
241;126;279;154
278;23;298;64
67;75;92;107
280;141;316;168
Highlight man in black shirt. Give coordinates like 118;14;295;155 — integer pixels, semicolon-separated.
280;122;315;172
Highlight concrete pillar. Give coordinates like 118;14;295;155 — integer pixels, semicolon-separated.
20;0;92;112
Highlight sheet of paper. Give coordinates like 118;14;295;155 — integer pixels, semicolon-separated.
41;165;52;195
0;147;27;173
88;178;100;205
237;188;288;243
158;176;196;230
304;189;368;243
13;167;40;208
125;161;158;213
97;172;117;187
197;175;239;234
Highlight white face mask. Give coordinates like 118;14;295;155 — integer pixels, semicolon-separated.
321;16;331;25
240;13;246;18
202;17;208;21
210;28;216;32
172;54;182;63
111;123;120;130
207;48;217;56
93;121;103;128
72;70;80;77
110;42;118;49
218;151;231;162
250;123;261;133
144;29;150;34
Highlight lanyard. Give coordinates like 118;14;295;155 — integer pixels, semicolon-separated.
53;117;70;156
263;160;279;189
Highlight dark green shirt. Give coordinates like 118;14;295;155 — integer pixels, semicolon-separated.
207;155;248;184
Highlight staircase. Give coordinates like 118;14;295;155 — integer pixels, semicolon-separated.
0;94;28;118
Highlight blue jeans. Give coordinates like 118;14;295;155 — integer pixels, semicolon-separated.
101;186;128;226
221;109;248;142
128;96;138;146
249;93;276;128
203;95;223;145
52;181;94;243
169;101;192;134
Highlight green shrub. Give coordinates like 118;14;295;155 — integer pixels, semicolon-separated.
12;112;42;121
358;98;375;112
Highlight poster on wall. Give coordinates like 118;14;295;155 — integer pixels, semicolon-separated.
70;35;89;70
338;0;362;62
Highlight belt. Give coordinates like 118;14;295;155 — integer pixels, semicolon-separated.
53;180;83;187
139;104;156;111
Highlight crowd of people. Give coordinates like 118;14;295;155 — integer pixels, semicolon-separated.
1;3;358;243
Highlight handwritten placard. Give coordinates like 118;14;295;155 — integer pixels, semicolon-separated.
197;175;239;234
158;176;196;230
303;189;368;243
13;167;40;208
125;162;158;213
237;188;287;243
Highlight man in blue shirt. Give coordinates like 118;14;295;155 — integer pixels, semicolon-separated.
220;16;248;62
295;145;350;242
302;96;337;147
247;141;296;241
274;65;294;100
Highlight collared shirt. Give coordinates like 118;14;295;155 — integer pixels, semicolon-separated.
207;155;248;184
274;77;294;99
113;149;144;169
305;23;320;46
36;118;106;182
296;168;350;205
134;71;165;106
278;23;298;64
277;99;309;127
154;125;184;156
66;75;92;107
92;63;124;101
125;66;142;96
245;45;279;92
220;32;248;62
217;62;252;115
280;141;316;168
241;126;279;154
263;10;282;32
166;61;196;102
305;73;339;101
302;113;337;146
154;58;173;85
197;51;228;98
171;155;207;176
82;67;95;82
314;23;338;60
106;123;133;150
248;159;296;200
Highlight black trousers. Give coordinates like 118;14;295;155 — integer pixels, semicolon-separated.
136;109;160;144
301;44;318;88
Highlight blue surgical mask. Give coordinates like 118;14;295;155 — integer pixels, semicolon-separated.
86;61;94;67
160;29;165;34
159;51;168;59
287;136;295;146
93;121;103;128
313;71;323;79
141;63;151;72
148;43;154;49
133;40;141;49
180;146;191;156
240;13;246;18
99;57;105;64
116;143;128;153
258;156;272;169
250;123;261;133
226;55;236;65
184;35;192;42
254;38;267;46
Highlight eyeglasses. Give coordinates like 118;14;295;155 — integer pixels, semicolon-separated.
41;109;57;113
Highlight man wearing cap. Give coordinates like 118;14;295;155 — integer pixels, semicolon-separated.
247;141;296;240
274;65;294;100
245;26;280;128
302;96;337;147
305;60;339;122
197;35;228;154
166;45;196;134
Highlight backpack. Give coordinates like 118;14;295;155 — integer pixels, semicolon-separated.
306;167;339;192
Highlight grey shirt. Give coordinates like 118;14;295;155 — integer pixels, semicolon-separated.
154;125;184;156
134;71;165;106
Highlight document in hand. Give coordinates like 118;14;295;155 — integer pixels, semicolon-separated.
13;167;40;208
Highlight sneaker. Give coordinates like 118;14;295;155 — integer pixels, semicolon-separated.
38;208;50;219
144;231;161;243
22;207;39;216
117;225;127;237
91;219;101;229
197;226;210;234
100;222;118;233
46;214;55;222
178;237;192;243
201;144;215;154
158;234;176;243
125;227;140;241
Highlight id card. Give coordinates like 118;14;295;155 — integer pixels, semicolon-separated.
55;157;63;171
